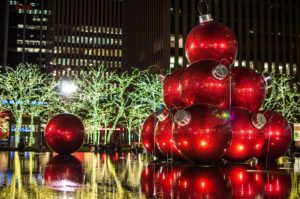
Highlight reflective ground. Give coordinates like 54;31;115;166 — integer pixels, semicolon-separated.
0;152;300;198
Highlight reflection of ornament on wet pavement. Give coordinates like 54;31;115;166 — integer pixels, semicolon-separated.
44;155;84;192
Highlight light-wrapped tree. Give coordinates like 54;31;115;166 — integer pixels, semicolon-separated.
263;72;300;123
0;63;57;147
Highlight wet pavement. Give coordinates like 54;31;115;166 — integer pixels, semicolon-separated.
0;152;300;198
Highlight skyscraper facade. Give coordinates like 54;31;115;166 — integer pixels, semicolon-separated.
1;0;300;84
3;0;50;67
47;0;123;77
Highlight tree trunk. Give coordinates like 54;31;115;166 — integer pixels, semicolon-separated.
15;115;23;148
107;114;121;141
138;126;142;142
29;114;35;146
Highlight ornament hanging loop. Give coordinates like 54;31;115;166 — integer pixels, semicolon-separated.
198;0;213;23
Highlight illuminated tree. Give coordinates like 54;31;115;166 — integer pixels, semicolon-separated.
0;63;55;147
125;71;163;143
263;72;300;123
106;69;141;142
75;66;116;144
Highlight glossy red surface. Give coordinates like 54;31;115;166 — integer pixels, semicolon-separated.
155;164;184;198
256;110;292;160
44;155;84;192
140;164;156;198
173;104;232;163
224;107;265;162
264;170;291;198
163;68;186;109
185;21;238;66
141;113;165;158
174;166;232;198
224;164;261;198
180;60;231;110
254;162;292;198
45;113;85;155
231;67;267;112
155;112;184;159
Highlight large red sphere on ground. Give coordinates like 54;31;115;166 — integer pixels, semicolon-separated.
44;155;84;192
162;68;186;109
173;166;232;198
180;60;231;110
231;67;267;112
155;111;183;159
224;108;265;162
256;110;292;160
45;113;85;155
141;113;165;158
173;104;232;163
185;21;238;66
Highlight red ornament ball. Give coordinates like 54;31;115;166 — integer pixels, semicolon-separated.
141;113;165;158
162;68;186;109
173;104;231;163
155;110;183;159
185;21;238;66
231;67;267;112
44;155;84;192
45;113;85;155
224;107;265;162
180;60;231;110
256;110;292;160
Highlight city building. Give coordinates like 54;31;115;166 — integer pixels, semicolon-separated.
47;0;123;77
2;0;299;83
2;0;50;68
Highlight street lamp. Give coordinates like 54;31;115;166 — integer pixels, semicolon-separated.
59;80;78;96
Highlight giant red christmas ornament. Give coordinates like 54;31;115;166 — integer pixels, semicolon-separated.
231;67;267;112
180;60;231;110
141;113;165;158
256;110;292;160
155;109;183;159
173;104;231;163
44;155;84;192
173;166;231;198
185;10;237;66
224;108;266;162
162;68;186;109
45;113;85;155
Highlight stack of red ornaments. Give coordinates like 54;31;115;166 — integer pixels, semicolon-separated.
141;6;292;163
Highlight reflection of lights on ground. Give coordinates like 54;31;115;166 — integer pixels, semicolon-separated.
47;180;81;192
